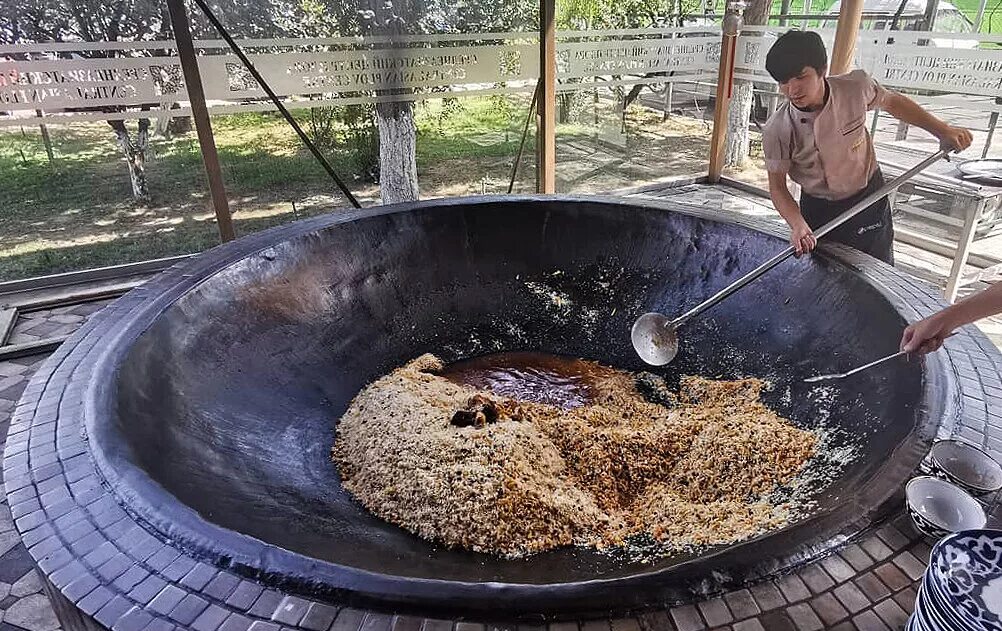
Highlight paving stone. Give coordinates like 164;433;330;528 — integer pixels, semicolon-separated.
331;608;367;631
112;606;155;631
129;575;168;605
875;525;910;550
220;614;254;631
697;598;732;627
272;596;310;626
0;532;21;562
833;581;870;614
95;595;135;628
775;575;811;603
872;563;911;592
247;589;283;618
851;611;891;631
854;572;892;602
798;566;835;595
203;572;242;602
723;590;759;620
860;536;893;562
819;555;856;583
636;611;673;631
743;583;782;614
784;604;823;631
391;615;424;631
149;584;187;616
911;542;933;564
192;604;232;631
169;594;209;625
9;570;43;598
302;603;340;631
730;620;764;631
892;551;926;581
893;586;918;614
839;544;874;572
609;620;642;631
0;545;38;584
872;598;909;629
755;612;796;631
1;593;61;631
226;580;264;610
0;583;10;602
809;593;849;626
669;605;704;631
421;620;453;631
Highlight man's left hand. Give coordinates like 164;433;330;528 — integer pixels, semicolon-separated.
938;126;974;152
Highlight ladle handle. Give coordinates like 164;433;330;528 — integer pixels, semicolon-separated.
671;147;951;327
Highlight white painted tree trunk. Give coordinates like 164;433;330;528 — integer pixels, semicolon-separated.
724;0;771;168
109;119;151;204
375;101;419;204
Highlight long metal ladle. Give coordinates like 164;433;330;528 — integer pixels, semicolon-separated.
631;147;951;366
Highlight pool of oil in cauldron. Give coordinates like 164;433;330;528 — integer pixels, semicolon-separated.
438;352;621;410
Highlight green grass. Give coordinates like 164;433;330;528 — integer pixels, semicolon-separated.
764;0;1002;33
0;97;541;281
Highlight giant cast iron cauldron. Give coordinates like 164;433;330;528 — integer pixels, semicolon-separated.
87;196;950;620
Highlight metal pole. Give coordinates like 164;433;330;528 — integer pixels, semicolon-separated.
509;84;540;194
974;0;989;31
678;147;950;326
165;0;235;242
707;2;743;183
186;0;361;209
537;0;557;193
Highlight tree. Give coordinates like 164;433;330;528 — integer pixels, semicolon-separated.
359;1;419;204
724;0;770;167
0;0;288;204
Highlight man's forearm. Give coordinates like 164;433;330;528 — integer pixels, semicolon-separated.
768;175;804;227
883;92;950;138
939;283;1002;330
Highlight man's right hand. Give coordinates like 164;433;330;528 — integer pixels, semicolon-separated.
790;219;817;257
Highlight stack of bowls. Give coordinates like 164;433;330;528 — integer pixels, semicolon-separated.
907;440;1001;539
907;529;1002;631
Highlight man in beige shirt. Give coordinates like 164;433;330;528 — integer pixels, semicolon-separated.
762;30;972;264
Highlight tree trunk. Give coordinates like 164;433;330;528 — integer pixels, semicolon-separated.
375;100;419;204
109;119;151;204
724;0;771;168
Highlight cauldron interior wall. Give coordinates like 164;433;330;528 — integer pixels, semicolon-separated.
101;199;934;610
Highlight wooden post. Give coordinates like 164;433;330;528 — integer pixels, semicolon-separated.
166;0;235;242
830;0;865;75
707;6;742;183
537;0;557;194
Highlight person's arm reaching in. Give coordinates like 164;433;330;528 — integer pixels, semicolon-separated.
901;283;1002;354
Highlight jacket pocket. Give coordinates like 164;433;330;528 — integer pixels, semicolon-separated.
841;116;865;135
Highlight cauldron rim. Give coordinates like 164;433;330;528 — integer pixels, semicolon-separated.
82;194;953;619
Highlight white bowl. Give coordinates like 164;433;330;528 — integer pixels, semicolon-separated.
929;439;1002;495
905;476;986;538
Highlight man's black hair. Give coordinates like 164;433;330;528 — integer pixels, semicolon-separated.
765;30;828;83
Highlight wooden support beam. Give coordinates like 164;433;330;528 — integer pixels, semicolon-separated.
707;11;741;183
830;0;864;75
537;0;557;194
0;336;68;361
166;0;235;242
0;308;15;346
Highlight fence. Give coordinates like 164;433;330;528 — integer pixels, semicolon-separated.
2;24;1001;282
